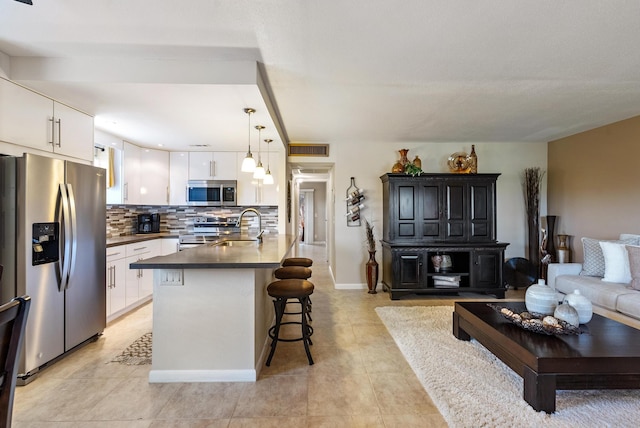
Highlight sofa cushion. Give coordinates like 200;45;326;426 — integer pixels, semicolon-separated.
555;274;636;312
619;234;640;245
580;237;635;277
599;241;631;284
627;245;640;291
615;291;640;321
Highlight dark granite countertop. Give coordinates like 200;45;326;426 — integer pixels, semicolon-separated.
107;233;179;247
129;234;296;269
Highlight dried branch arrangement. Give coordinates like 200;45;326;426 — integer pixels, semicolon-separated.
364;219;376;252
523;167;545;219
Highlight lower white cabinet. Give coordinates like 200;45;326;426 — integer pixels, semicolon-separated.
106;239;162;321
106;248;127;318
161;238;179;255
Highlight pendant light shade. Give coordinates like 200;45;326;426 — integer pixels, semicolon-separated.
253;125;266;179
263;139;274;185
241;108;256;172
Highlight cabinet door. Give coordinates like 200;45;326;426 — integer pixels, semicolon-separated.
0;78;53;151
395;251;426;289
472;250;503;288
212;152;237;180
52;102;94;162
236;152;259;205
420;182;443;239
125;254;142;306
107;256;127;317
123;142;141;204
468;181;495;241
394;183;419;240
161;238;179;255
140;148;169;205
189;152;237;180
444;181;467;241
188;152;215;180
169;152;189;205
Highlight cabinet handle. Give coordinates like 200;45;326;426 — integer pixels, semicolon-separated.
48;117;55;146
124;183;128;201
56;118;62;147
133;246;147;251
210;161;215;177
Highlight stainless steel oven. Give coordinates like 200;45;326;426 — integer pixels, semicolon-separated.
186;180;237;206
178;216;240;251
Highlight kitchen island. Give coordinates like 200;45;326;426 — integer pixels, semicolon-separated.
130;233;296;383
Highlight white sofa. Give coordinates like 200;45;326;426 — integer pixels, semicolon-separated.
547;233;640;328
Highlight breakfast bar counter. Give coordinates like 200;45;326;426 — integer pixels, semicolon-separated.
130;234;296;383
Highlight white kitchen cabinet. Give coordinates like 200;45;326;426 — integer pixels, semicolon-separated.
123;142;141;205
140;148;169;205
125;240;161;303
235;152;279;206
0;77;94;162
161;238;180;255
106;247;127;320
188;151;237;180
169;152;189;205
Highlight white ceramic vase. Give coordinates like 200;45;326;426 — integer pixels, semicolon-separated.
525;279;558;315
554;303;580;327
563;289;593;324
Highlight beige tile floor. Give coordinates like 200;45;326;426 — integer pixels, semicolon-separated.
13;243;524;427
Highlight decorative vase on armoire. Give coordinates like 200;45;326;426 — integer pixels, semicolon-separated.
546;215;557;262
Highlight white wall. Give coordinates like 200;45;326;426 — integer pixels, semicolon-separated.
332;141;548;289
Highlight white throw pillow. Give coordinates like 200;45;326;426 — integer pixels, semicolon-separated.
599;241;632;284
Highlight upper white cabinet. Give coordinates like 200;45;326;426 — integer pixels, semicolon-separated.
235;152;279;206
120;142;169;205
140;148;169;205
188;152;237;180
0;77;94;162
169;152;189;205
123;142;141;205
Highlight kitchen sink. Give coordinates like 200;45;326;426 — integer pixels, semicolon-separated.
213;239;259;247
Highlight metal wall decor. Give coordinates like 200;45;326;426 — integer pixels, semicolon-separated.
346;177;365;227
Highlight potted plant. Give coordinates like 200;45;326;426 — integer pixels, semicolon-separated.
364;219;379;294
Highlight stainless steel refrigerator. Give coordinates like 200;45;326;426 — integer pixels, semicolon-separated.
0;153;106;383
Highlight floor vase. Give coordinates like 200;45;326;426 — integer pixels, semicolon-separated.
366;250;379;294
546;215;557;262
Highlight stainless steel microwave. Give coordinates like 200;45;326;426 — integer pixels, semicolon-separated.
186;180;237;206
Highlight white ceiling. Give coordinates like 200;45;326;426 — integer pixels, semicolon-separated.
2;0;640;153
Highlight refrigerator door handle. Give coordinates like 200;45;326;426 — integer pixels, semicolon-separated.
58;183;78;290
65;183;78;290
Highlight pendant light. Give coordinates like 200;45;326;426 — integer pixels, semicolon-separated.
263;139;274;185
241;108;256;172
253;125;266;179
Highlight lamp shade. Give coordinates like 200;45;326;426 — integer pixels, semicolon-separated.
263;171;274;185
253;162;265;179
241;153;256;172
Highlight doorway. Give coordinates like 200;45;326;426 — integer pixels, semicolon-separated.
299;189;315;244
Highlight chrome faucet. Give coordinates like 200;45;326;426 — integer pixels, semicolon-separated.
236;208;264;242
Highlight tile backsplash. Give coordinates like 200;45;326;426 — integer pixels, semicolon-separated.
106;205;278;238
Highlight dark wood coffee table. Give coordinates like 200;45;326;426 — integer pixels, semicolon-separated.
453;301;640;413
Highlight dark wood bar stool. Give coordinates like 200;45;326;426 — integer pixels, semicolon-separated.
266;279;314;366
282;257;313;268
273;266;313;321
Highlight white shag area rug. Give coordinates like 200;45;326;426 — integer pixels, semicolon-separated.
375;306;640;428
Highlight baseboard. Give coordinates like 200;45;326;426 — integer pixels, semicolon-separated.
334;283;367;290
149;369;256;383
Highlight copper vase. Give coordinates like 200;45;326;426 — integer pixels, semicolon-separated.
366;250;379;294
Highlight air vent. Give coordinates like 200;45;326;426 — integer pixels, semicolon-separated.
288;143;329;157
189;144;211;148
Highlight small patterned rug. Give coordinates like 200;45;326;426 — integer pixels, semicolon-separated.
111;332;152;365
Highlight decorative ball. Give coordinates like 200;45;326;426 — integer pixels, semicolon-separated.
525;279;558;315
554;303;580;327
563;289;593;324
